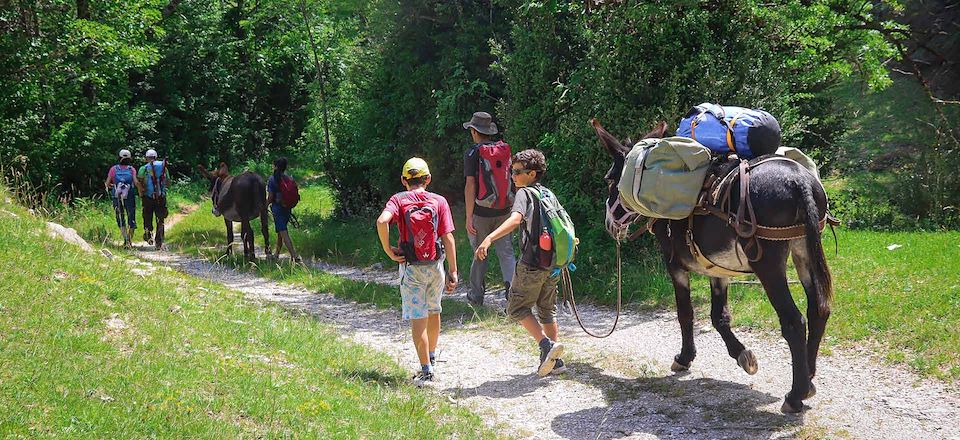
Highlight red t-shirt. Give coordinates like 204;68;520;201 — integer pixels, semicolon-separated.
384;190;455;237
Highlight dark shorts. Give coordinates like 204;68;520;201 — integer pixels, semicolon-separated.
506;262;558;324
271;204;291;233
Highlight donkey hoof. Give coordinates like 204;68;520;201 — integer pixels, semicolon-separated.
737;349;759;375
780;397;805;414
804;382;817;399
671;356;690;372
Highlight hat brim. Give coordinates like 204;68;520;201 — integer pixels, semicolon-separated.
462;122;498;135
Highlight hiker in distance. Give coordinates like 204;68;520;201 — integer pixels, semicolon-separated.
104;149;143;249
376;158;458;387
137;149;169;250
266;157;301;262
476;149;567;376
463;111;516;306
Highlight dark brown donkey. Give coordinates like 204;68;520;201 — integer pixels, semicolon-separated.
592;119;834;413
197;163;271;260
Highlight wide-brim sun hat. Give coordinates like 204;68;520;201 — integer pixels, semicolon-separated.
402;157;431;179
462;111;498;135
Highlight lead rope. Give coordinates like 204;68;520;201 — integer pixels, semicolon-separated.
562;239;622;338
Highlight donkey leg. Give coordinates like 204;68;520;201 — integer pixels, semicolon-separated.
792;242;830;397
224;219;234;255
753;246;810;413
260;208;271;256
241;220;255;260
667;264;697;371
709;277;755;374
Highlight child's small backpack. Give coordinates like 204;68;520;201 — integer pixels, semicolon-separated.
278;176;300;209
528;185;577;270
475;141;514;210
396;192;443;264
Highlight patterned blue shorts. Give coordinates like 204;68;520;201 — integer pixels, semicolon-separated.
399;260;444;320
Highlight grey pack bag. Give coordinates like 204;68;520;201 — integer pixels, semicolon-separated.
618;137;712;220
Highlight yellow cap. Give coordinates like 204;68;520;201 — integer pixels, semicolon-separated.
402;157;430;179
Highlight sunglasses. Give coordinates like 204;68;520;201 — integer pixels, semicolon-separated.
511;168;533;175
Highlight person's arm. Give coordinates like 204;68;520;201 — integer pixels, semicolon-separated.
266;178;275;204
104;167;114;192
474;212;522;260
440;232;458;292
376;210;405;263
464;176;477;235
134;168;145;196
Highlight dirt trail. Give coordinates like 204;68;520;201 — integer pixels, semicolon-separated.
130;214;960;439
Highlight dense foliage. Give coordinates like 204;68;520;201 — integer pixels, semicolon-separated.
2;0;957;227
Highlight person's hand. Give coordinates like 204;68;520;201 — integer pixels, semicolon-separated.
474;238;491;261
466;217;477;235
445;271;458;293
386;246;406;264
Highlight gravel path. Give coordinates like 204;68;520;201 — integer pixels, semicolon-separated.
130;215;960;439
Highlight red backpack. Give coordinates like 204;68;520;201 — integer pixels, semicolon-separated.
278;176;300;209
396;192;443;264
475;141;514;210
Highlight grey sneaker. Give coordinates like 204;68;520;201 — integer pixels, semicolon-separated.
412;370;435;388
537;340;565;377
550;358;567;375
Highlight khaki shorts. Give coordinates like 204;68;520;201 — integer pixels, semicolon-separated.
506;262;558;324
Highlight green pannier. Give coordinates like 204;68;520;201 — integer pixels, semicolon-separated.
618;137;713;220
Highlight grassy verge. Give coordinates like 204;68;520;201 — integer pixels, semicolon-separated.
732;228;960;379
165;186;502;324
0;188;497;438
55;179;208;246
90;182;960;380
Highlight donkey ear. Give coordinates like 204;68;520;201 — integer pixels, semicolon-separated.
591;118;627;157
654;121;669;138
197;164;213;181
640;121;670;140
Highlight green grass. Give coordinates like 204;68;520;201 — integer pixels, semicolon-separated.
731;228;960;379
165;186;501;322
0;188;497;438
76;182;960;380
55;179;208;246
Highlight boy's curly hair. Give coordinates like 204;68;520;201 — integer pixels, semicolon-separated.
512;149;547;182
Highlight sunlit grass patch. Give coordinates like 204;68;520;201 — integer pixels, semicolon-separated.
0;187;497;438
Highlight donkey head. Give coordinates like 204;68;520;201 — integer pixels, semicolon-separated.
197;162;230;194
591;119;668;239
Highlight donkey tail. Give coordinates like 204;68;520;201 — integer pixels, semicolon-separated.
800;182;833;317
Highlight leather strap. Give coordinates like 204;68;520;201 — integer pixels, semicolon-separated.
685;214;752;277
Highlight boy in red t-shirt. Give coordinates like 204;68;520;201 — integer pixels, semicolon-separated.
376;157;458;387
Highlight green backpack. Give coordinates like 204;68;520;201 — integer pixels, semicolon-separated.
529;185;577;270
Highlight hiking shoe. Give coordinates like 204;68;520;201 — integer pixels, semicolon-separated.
412;370;435;388
143;231;153;245
467;294;483;307
537;340;565;377
550;358;567;375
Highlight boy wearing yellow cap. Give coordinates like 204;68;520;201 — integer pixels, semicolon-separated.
376;157;458;387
